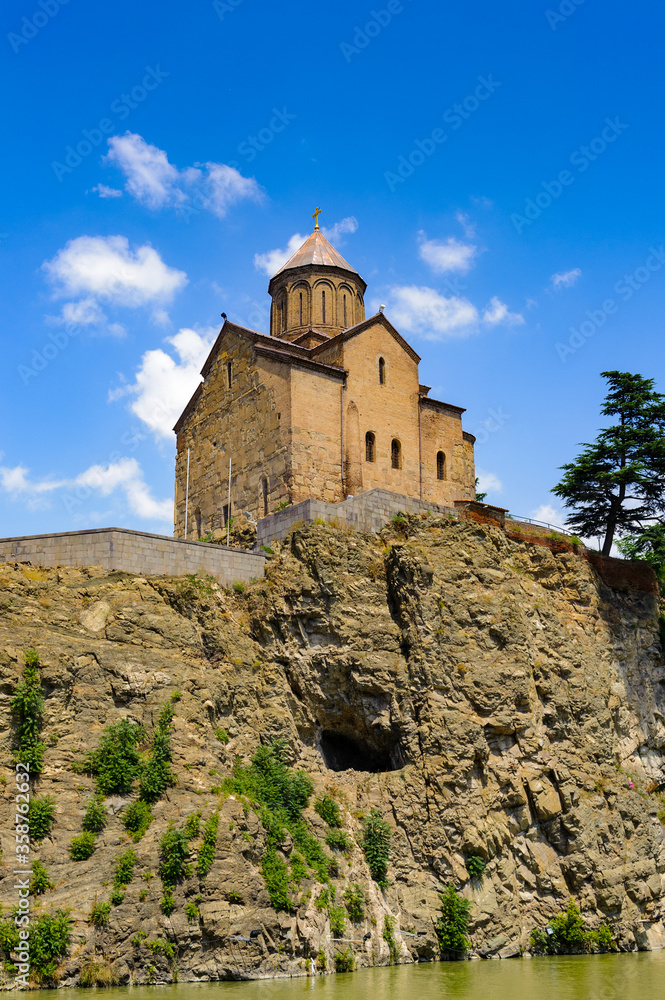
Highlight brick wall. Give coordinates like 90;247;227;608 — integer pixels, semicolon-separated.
0;528;265;586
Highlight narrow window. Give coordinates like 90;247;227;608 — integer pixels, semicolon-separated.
365;431;375;463
195;507;202;539
322;290;326;324
391;439;401;470
299;292;303;326
222;503;231;525
379;357;386;385
437;451;446;480
261;476;268;517
227;362;232;388
343;294;347;327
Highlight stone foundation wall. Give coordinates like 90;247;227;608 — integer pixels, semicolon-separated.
256;488;457;548
0;528;265;586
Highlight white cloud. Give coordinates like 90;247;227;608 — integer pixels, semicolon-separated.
0;457;172;522
418;231;477;274
531;503;563;525
253;217;359;277
44;235;187;308
455;211;476;239
321;215;358;244
551;268;582;289
477;470;503;496
93;184;123;199
482;296;525;326
110;326;217;440
59;297;107;327
105;133;262;219
383;285;479;339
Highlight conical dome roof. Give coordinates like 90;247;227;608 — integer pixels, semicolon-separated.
272;229;361;278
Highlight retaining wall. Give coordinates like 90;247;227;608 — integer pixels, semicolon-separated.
256;489;457;548
0;528;265;586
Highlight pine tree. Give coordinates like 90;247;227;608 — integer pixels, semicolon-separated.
553;371;665;556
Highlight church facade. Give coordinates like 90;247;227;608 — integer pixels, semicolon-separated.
173;218;476;538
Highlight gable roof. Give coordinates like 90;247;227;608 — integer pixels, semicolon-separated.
272;229;361;278
311;311;422;365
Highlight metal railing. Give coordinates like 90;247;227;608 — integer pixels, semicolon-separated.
509;514;574;536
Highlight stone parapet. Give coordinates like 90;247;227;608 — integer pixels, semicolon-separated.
0;528;265;586
256;489;457;548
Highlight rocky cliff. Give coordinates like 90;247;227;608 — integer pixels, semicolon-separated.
1;513;664;985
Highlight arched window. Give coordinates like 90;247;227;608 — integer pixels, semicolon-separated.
378;357;386;385
365;431;375;463
227;361;232;388
322;290;326;324
437;451;446;480
343;294;348;327
261;476;268;518
391;439;401;470
299;292;303;326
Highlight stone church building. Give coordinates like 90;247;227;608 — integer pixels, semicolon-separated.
173;217;476;538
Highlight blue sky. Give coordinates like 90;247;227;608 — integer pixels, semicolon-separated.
1;0;663;537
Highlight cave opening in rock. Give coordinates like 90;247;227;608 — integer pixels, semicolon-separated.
319;730;404;773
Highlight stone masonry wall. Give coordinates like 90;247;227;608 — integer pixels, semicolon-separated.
0;528;265;586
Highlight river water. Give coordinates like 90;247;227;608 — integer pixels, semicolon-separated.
30;952;665;1000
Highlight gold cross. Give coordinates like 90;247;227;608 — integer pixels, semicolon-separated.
312;206;321;230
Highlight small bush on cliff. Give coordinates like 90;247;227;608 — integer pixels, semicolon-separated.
30;862;54;895
465;855;486;879
196;811;220;878
436;884;470;958
529;899;615;955
344;884;365;923
159;827;190;887
361;808;392;887
383;914;399;965
11;648;46;774
138;697;177;803
89;901;111;927
79;718;145;796
112;848;136;890
69;831;96;861
82;795;107;833
326;829;352;852
29;910;71;984
334;949;354;973
28;795;56;841
314;794;342;828
223;740;333;909
122;800;152;841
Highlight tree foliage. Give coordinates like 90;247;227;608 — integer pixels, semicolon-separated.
361;808;392;887
553;371;665;555
436;884;470;957
11;649;46;774
617;523;665;586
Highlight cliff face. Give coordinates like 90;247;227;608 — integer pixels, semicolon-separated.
1;514;664;985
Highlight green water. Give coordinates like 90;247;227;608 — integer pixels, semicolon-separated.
30;953;665;1000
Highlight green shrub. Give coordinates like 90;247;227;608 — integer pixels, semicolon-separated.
89;901;111;927
290;852;308;884
529;899;615;955
184;812;201;840
69;832;96;861
160;892;175;916
329;906;346;937
228;891;243;904
109;888;125;906
139;890;148;902
29;910;71;983
326;829;352;852
344;884;365;923
232;581;246;594
215;727;230;744
112;848;136;889
361;808;392;887
261;847;293;912
82;795;107;834
28;795;56;840
122;800;152;841
0;916;19;953
11;648;46;774
196;811;219;878
314;794;342;827
436;884;470;957
79;718;145;796
465;855;486;879
147;939;175;959
185;901;199;922
138;698;178;804
30;861;54;896
383;914;399;965
159;827;189;887
334;949;354;973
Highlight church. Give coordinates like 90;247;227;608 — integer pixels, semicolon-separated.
173;212;477;538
